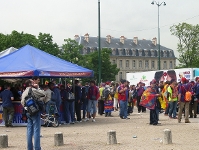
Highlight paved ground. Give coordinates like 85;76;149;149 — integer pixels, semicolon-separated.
1;108;199;150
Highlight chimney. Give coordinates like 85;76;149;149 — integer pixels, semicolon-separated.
152;37;157;46
120;36;125;44
133;37;138;45
84;33;89;43
74;35;79;40
106;35;112;44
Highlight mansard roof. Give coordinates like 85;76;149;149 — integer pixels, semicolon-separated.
76;36;175;58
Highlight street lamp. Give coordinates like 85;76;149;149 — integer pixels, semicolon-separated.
151;1;166;70
98;0;101;85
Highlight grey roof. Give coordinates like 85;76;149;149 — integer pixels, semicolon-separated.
76;36;175;58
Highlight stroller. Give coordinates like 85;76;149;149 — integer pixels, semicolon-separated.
41;101;59;127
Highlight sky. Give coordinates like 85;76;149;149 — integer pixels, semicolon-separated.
0;0;199;63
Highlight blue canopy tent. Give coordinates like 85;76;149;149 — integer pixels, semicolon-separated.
0;45;94;78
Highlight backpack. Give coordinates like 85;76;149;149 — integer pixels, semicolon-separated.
25;88;40;116
183;85;192;102
103;88;110;100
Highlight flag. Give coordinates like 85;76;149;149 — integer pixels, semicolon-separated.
140;87;157;110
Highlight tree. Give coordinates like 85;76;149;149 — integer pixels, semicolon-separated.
84;48;120;82
0;31;38;51
60;38;83;64
37;33;60;56
170;23;199;67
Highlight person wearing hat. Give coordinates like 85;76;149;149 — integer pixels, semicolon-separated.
178;77;191;123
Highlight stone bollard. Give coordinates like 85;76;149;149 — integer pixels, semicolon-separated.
163;129;172;145
107;130;117;145
54;132;64;146
0;134;8;148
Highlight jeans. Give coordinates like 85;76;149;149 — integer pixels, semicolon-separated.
82;99;88;118
66;101;74;123
26;112;41;150
87;100;97;113
45;101;57;114
169;101;177;118
3;106;14;126
119;100;127;118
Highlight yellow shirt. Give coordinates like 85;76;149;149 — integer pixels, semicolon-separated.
168;86;177;101
99;87;104;97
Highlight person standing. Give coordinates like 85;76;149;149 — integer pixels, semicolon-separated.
168;79;178;119
113;83;119;111
21;79;46;150
85;80;99;122
118;79;130;119
82;82;89;119
73;80;82;122
178;77;191;123
0;85;14;127
136;82;145;113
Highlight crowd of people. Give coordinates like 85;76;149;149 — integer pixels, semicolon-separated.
1;76;199;150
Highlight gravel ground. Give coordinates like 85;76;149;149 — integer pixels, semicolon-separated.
1;108;199;150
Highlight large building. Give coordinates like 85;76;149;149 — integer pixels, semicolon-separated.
75;33;176;82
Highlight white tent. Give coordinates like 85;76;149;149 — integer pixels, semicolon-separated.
0;47;18;58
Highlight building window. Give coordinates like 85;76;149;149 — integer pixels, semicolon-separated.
119;60;122;68
119;72;122;80
139;60;142;68
112;49;116;55
145;51;148;57
138;50;142;56
151;50;155;57
112;60;116;64
126;49;130;56
151;61;155;69
169;51;173;57
169;61;173;69
132;50;136;56
145;60;149;69
163;51;167;57
126;60;129;68
132;60;136;68
163;61;167;69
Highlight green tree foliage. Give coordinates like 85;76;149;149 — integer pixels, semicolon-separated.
170;23;199;67
83;48;119;82
37;33;60;56
60;38;83;64
0;30;38;50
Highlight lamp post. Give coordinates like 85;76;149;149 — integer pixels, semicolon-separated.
98;0;101;85
151;1;166;70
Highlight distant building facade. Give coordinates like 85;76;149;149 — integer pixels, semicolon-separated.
75;34;176;82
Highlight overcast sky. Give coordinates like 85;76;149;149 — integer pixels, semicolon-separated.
0;0;199;61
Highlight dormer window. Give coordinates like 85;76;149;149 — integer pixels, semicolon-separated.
163;50;167;57
126;49;130;56
112;49;116;55
119;48;123;55
145;50;148;57
169;50;173;57
132;49;136;56
138;49;142;56
151;50;155;57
